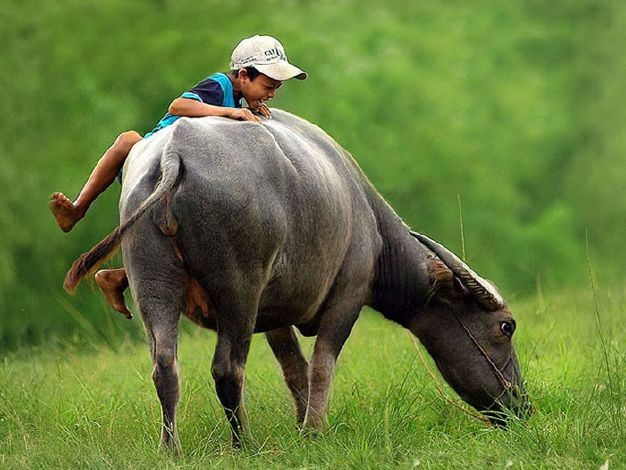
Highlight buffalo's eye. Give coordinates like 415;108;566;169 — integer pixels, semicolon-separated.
500;321;515;338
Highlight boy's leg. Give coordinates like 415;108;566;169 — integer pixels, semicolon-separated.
50;130;142;232
95;268;132;318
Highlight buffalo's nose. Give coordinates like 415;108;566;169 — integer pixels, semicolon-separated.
487;410;508;427
508;383;533;419
484;393;535;428
483;387;533;426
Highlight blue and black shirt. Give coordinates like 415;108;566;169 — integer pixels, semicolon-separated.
144;73;241;138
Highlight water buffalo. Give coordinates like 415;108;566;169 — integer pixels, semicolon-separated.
66;109;529;450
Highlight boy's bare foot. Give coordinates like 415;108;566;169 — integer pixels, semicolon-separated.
49;192;84;232
95;269;132;319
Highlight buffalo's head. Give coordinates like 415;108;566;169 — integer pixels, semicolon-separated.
409;232;531;425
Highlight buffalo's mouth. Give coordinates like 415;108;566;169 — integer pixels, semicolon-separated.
436;365;532;425
478;386;534;427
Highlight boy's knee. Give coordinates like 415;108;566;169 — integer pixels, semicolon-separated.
117;130;142;149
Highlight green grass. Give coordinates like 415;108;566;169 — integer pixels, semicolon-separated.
2;3;624;466
1;287;624;468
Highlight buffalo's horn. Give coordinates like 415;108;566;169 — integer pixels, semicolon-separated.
410;231;505;311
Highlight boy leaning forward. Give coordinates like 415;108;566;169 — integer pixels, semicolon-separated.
50;35;307;317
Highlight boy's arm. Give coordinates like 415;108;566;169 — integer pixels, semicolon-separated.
168;98;261;123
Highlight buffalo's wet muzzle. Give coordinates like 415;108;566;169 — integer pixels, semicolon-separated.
483;385;533;427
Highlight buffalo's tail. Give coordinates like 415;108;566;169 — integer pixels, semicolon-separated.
64;140;182;293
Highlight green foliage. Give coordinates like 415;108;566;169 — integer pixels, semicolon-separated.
1;0;625;347
1;289;624;467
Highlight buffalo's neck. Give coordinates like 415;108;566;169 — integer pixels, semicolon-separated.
364;187;432;327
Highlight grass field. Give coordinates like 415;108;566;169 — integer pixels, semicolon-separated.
2;2;625;467
1;283;624;469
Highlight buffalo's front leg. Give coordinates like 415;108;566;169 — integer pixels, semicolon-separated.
304;307;361;431
265;326;309;423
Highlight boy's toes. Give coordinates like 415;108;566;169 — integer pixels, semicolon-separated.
49;192;74;209
49;193;79;232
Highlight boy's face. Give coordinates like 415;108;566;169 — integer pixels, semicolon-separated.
238;69;283;110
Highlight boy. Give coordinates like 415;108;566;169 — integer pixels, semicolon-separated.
51;35;306;317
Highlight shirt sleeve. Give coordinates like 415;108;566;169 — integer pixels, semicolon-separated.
183;77;225;106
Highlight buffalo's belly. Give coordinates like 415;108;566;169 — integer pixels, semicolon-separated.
254;285;328;333
182;303;324;334
253;306;308;333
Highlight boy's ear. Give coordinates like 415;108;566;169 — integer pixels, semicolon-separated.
237;68;248;80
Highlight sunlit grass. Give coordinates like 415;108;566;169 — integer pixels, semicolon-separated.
1;287;624;468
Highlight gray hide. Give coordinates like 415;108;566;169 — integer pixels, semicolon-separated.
112;109;526;449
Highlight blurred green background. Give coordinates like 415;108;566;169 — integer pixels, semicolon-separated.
1;0;624;349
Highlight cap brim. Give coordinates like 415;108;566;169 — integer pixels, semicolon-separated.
255;61;307;81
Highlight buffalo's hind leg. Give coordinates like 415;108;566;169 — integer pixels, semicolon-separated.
265;327;309;424
205;283;261;448
124;233;186;452
144;305;183;452
135;286;184;453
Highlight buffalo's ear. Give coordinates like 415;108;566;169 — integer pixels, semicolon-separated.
427;257;465;298
427;257;453;285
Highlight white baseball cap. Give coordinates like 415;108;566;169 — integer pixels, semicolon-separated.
230;35;307;81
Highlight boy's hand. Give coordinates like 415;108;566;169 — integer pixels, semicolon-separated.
228;108;262;123
256;103;271;119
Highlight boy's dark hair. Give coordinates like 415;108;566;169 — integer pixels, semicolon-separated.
232;66;262;80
